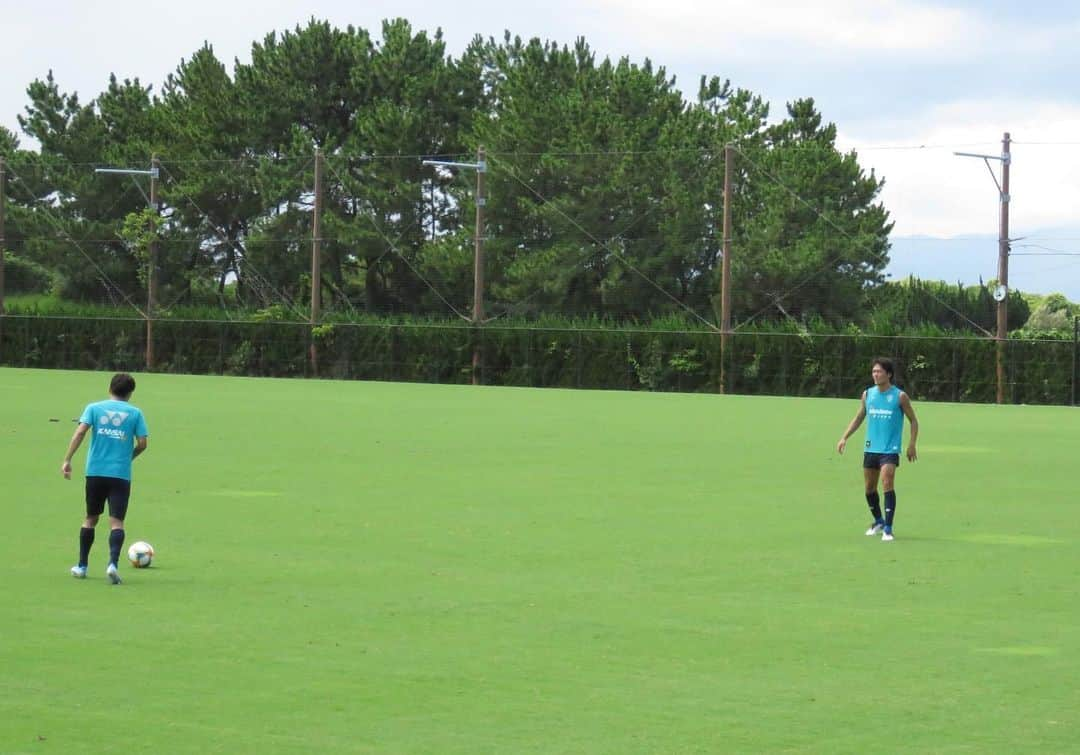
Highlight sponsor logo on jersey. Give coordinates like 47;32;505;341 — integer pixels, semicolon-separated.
101;410;129;427
96;410;130;440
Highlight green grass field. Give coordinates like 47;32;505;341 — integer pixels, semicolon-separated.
2;367;1078;753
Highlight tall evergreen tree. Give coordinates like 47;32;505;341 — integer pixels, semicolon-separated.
730;98;893;326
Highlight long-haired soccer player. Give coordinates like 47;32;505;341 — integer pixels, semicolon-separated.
836;358;919;541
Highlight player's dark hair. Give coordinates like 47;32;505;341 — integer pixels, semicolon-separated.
872;358;895;380
110;373;136;399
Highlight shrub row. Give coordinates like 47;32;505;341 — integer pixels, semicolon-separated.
0;316;1074;404
2;253;54;294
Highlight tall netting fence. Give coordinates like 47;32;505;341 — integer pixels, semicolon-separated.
0;148;1075;404
1;315;1076;404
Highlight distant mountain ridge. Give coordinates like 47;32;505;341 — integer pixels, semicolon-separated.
887;228;1080;300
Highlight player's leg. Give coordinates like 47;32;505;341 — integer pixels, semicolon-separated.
104;479;131;584
862;458;884;534
74;478;107;577
881;462;898;540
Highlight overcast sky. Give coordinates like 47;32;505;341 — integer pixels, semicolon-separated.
4;0;1080;290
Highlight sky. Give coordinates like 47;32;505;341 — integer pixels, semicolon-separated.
4;0;1080;295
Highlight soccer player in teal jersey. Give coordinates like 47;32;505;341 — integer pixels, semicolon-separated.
61;373;149;583
836;358;919;541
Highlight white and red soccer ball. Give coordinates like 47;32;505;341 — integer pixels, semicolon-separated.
127;541;154;568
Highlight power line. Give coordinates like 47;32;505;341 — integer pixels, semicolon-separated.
22;140;1080;169
158;162;311;321
848;141;1001;152
729;143;994;337
490;154;720;332
322;158;470;322
481;148;720;323
1011;243;1080;255
2;162;147;318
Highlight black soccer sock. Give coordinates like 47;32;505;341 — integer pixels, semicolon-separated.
884;491;897;528
78;527;95;567
108;529;125;566
865;491;883;522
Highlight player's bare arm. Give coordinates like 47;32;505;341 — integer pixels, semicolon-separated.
900;392;919;462
61;423;91;479
133;436;148;460
836;390;867;454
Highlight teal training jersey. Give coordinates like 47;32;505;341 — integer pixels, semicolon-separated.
864;385;904;454
79;399;149;480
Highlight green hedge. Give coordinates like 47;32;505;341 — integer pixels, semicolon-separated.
2;253;54;294
0;315;1074;404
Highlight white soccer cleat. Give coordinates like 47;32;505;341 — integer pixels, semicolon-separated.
70;565;87;579
106;563;122;585
866;523;884;536
881;532;895;542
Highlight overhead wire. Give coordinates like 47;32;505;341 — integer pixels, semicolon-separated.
3;161;148;318
488;153;721;332
322;158;471;322
729;143;995;337
158;160;312;321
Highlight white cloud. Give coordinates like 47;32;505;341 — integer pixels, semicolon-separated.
1011;17;1080;56
840;100;1080;237
6;0;1080;243
583;0;987;60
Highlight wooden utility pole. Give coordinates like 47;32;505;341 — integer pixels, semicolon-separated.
720;144;734;394
0;156;6;362
995;132;1011;404
420;148;487;384
310;147;324;376
146;155;160;369
0;156;6;317
430;180;436;241
472;146;486;385
955;135;1012;404
1073;316;1079;407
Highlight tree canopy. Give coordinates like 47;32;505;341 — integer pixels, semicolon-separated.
1;18;915;329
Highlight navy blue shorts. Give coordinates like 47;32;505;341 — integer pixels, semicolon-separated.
863;452;900;469
85;476;131;520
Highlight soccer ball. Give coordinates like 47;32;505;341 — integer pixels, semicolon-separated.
127;541;154;568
